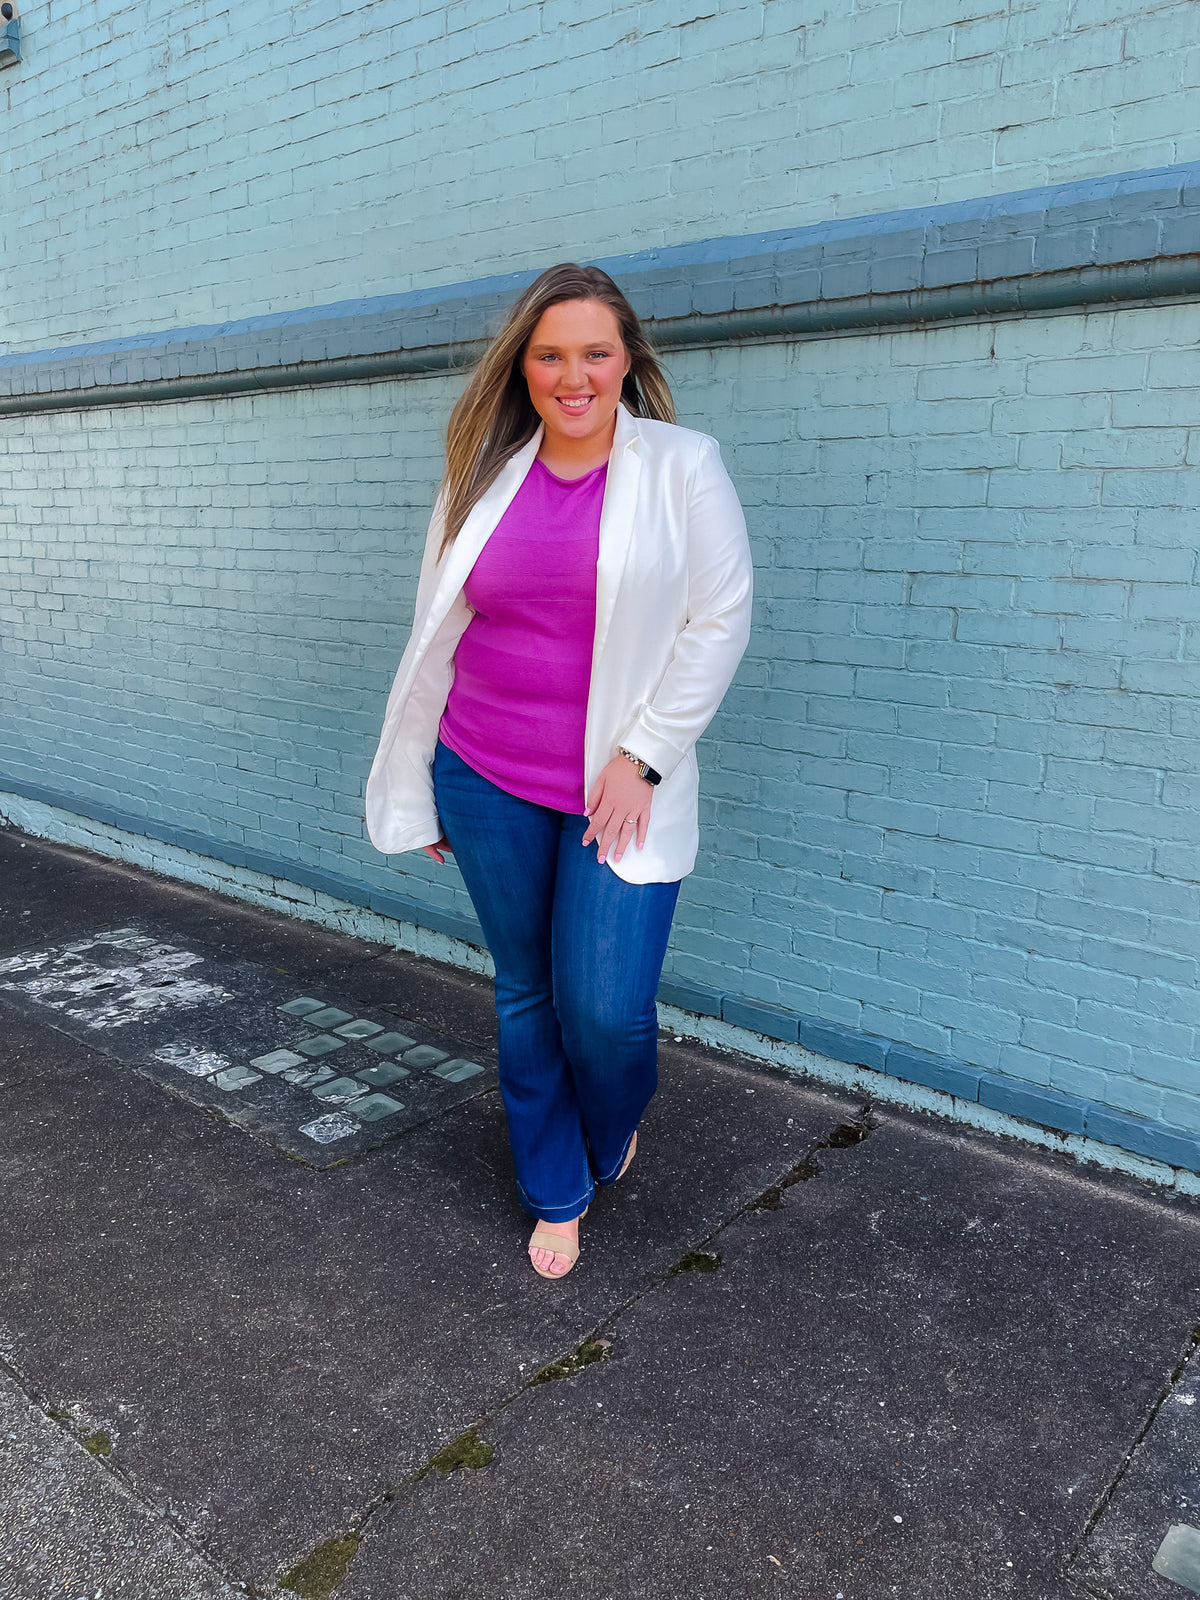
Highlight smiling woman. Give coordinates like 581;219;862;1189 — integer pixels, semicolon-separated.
365;263;753;1282
520;298;632;474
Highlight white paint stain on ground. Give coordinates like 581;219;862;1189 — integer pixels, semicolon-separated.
0;931;230;1029
153;1043;234;1077
299;1112;360;1143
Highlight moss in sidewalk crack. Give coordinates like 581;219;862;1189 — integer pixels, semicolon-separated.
279;1531;360;1600
750;1110;873;1212
82;1429;111;1457
415;1426;495;1480
530;1336;613;1386
826;1119;870;1148
668;1249;721;1276
752;1155;821;1210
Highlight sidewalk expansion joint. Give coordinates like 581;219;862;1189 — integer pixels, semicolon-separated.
0;1347;255;1595
274;1330;618;1595
413;1425;496;1480
1067;1320;1200;1575
528;1336;615;1387
668;1249;722;1276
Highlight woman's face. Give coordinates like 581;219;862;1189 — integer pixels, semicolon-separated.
521;298;631;459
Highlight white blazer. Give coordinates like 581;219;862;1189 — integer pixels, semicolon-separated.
364;402;753;883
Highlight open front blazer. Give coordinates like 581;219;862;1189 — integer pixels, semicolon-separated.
364;403;753;884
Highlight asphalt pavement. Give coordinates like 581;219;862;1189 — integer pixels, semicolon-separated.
1;824;1198;1600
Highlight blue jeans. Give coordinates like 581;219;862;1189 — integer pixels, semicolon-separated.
433;741;680;1223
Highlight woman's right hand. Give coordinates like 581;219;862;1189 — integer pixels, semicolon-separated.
423;836;453;865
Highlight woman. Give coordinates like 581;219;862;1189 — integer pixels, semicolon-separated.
365;263;752;1279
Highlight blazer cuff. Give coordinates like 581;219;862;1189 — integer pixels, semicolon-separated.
372;816;444;855
618;721;685;783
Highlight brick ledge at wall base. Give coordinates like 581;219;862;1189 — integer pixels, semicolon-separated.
2;160;1199;415
2;775;1196;1181
660;982;1200;1176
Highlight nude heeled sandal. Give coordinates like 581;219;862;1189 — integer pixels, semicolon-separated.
617;1130;637;1180
528;1227;580;1280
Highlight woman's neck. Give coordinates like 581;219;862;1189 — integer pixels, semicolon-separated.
535;416;617;480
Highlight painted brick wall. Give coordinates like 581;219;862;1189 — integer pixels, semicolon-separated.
3;301;1198;1135
678;306;1200;1139
4;0;1200;351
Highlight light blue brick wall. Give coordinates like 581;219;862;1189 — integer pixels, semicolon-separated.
3;0;1199;1164
0;380;468;921
675;306;1200;1142
4;0;1200;350
3;302;1199;1148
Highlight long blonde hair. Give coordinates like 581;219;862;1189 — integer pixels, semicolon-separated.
438;263;676;555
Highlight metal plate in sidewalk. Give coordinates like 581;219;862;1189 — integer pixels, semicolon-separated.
1069;1346;1200;1598
0;925;495;1168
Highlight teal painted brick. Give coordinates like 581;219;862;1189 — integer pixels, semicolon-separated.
657;978;725;1017
799;1019;890;1072
1161;1092;1200;1137
721;997;801;1042
978;1075;1088;1134
886;1045;985;1101
1084;1107;1200;1169
10;0;1200;358
1134;1052;1200;1096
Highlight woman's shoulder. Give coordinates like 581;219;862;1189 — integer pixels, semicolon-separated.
630;414;723;462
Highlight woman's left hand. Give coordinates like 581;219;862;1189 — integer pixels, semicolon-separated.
582;757;654;864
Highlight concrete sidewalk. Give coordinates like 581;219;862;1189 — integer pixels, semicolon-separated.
1;825;1198;1600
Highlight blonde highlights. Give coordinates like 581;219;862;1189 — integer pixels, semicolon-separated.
438;263;676;556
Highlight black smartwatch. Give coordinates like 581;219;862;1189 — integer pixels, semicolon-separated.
618;747;662;786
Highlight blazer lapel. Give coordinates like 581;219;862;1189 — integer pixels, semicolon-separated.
417;426;544;649
592;404;643;665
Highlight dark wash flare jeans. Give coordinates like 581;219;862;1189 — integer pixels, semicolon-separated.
433;741;680;1223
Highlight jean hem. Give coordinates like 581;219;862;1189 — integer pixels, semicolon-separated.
594;1126;637;1186
516;1181;594;1223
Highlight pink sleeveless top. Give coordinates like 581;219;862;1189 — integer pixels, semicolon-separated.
439;457;607;812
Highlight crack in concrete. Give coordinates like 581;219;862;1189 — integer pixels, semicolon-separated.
1064;1320;1200;1591
750;1106;876;1212
275;1100;881;1596
412;1425;496;1481
668;1249;722;1276
0;927;878;1600
528;1336;614;1387
278;1533;361;1600
271;1330;616;1593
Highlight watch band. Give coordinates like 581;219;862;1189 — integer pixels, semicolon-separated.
618;747;662;786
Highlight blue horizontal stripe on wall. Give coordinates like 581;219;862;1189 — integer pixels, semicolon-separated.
2;160;1199;414
5;772;1198;1178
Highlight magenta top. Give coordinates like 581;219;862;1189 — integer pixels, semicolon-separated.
439;457;607;813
